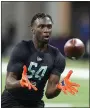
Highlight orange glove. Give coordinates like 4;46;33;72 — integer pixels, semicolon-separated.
56;70;80;95
20;65;38;91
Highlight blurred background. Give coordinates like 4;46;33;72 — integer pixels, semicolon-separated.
1;1;89;107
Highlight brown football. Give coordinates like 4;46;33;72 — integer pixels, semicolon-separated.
64;38;85;59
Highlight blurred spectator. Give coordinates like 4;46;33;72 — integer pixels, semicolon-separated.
78;13;89;58
1;22;16;54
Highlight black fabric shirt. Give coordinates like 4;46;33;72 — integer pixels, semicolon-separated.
6;40;66;101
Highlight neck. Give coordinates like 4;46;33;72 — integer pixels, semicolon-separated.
32;36;48;52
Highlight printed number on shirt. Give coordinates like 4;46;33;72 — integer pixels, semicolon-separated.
28;62;47;80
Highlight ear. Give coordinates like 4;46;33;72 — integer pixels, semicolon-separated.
31;27;35;34
31;28;33;32
31;27;34;32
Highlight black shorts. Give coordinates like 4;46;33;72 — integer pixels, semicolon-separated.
1;90;45;108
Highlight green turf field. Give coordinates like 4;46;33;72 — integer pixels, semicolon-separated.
2;74;89;107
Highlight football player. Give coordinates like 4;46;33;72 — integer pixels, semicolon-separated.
2;13;80;108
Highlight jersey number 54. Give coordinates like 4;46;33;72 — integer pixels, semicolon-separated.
28;62;47;80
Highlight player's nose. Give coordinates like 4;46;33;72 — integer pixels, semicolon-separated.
44;31;49;33
43;27;49;32
43;29;50;34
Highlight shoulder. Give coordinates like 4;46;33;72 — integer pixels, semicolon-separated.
13;40;33;52
11;40;33;57
16;40;32;48
48;44;61;56
48;44;65;62
49;45;66;75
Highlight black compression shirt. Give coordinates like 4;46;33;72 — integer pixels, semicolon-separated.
6;40;66;101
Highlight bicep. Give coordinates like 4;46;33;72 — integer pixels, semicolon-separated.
7;59;23;80
7;42;25;74
51;50;66;76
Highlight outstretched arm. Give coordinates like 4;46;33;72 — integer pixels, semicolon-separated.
5;42;37;91
45;49;66;99
45;70;80;99
45;74;61;99
6;65;38;91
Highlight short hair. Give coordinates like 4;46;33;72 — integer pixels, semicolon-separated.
30;13;53;27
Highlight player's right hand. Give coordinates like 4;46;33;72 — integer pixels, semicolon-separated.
20;65;38;91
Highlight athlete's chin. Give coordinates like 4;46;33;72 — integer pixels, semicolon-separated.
43;39;49;44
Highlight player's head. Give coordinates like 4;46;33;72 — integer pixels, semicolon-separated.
30;13;53;44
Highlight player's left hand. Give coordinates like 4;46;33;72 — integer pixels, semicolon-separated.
56;70;80;95
20;65;38;91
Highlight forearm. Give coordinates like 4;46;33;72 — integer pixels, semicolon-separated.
45;85;61;99
6;77;21;90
